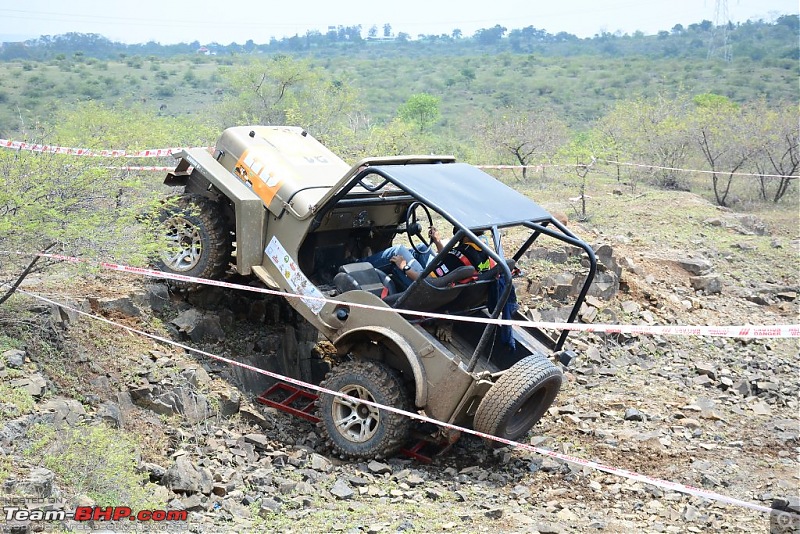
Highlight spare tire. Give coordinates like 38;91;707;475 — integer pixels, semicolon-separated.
156;194;231;286
473;354;562;447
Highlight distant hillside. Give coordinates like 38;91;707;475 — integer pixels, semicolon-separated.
0;16;796;138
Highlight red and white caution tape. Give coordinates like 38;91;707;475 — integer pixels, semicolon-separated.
0;139;212;158
477;164;545;171
477;160;798;180
2;137;796;179
105;166;177;172
596;158;798;179
9;285;796;520
7;251;799;339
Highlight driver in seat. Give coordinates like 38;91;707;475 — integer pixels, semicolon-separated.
360;228;490;290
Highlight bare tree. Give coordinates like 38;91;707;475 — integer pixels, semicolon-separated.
480;108;568;180
753;101;799;202
570;159;594;222
690;94;761;206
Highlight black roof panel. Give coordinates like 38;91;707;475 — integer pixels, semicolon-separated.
370;162;553;229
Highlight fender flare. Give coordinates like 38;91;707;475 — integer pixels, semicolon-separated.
169;148;266;274
332;326;428;408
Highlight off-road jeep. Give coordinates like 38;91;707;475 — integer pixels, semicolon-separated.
159;125;597;459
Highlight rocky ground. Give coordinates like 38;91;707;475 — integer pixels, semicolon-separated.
0;193;798;533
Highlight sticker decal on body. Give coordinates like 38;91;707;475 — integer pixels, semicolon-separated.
234;146;285;206
265;236;325;314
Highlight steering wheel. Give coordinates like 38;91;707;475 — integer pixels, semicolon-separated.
405;202;434;254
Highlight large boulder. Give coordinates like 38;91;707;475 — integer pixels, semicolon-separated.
162;456;213;495
690;274;723;294
128;384;210;423
170;308;225;342
3;468;56;498
2;349;26;369
676;257;713;276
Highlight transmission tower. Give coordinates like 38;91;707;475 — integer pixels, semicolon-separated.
707;0;732;61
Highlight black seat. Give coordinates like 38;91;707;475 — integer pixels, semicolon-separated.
383;265;477;312
333;262;396;298
439;259;518;312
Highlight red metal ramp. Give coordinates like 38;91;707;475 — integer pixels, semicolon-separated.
255;381;458;462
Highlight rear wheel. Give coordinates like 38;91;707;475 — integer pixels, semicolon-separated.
317;359;412;460
473;354;562;447
157;194;231;287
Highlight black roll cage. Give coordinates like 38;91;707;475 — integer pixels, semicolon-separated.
310;164;598;358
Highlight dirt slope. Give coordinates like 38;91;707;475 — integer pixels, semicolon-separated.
1;185;797;533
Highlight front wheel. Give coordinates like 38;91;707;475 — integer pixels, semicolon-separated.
317;360;412;460
473;354;562;448
156;194;231;287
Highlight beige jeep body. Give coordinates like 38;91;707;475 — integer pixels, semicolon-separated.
160;126;597;459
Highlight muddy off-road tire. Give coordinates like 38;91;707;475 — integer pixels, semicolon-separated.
317;360;412;460
473;354;562;447
157;195;231;288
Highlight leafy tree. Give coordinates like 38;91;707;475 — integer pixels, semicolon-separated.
591;107;627;184
0;103;215;305
508;26;551;52
596;94;693;190
460;67;476;86
218;56;361;145
383;24;392;38
474;25;507;45
342;118;416;161
53;101;216;149
397;93;441;133
698;20;713;32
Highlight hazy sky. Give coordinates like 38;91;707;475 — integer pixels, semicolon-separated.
0;0;796;44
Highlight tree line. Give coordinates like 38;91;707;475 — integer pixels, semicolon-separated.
1;15;796;62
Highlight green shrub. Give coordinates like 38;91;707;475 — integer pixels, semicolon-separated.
0;383;35;417
79;81;103;99
23;423;55;459
0;455;12;483
123;74;140;88
155;84;175;97
27;423;162;511
0;335;22;352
